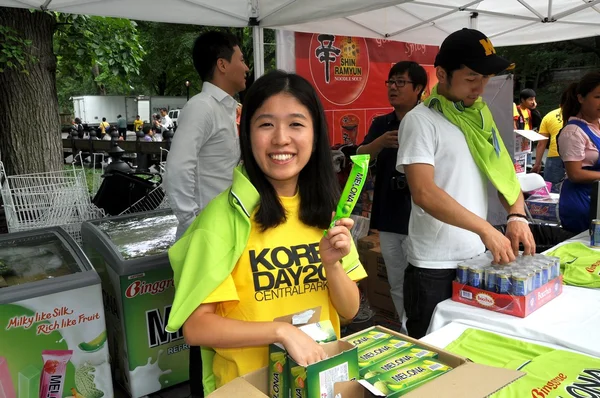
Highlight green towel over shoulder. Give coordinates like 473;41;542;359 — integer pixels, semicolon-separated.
424;84;520;205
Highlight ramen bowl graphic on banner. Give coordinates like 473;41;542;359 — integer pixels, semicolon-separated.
309;34;370;106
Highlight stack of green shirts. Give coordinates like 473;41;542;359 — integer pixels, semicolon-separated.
548;242;600;288
445;328;600;397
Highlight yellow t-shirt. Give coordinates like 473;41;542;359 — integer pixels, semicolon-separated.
203;193;367;388
100;121;110;134
134;119;144;131
538;107;562;158
513;103;531;130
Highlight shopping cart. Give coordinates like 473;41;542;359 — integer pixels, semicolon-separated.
0;160;104;244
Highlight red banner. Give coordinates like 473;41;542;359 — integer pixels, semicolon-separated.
295;33;439;146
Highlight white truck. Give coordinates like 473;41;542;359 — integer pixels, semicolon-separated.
72;95;187;128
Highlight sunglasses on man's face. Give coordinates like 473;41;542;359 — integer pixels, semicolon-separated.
385;79;413;88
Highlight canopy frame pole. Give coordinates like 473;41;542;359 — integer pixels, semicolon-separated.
469;11;478;29
184;0;248;23
342;17;387;38
259;0;298;22
253;26;265;79
412;1;539;22
393;4;452;36
488;21;538;40
552;0;600;20
517;0;545;20
387;0;481;37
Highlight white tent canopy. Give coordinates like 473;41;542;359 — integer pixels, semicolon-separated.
279;0;600;46
0;0;410;29
1;0;598;46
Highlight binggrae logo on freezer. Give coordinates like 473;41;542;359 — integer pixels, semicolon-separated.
531;369;600;398
250;243;328;302
146;305;189;354
125;279;174;298
475;292;495;307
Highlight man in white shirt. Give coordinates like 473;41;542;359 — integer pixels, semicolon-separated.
397;28;536;338
165;31;249;239
156;108;173;133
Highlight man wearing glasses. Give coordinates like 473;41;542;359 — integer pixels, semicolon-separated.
357;61;427;327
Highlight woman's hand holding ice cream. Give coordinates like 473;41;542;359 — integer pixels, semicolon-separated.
320;217;354;269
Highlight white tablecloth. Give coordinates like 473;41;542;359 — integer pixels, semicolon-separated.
421;321;585;355
542;230;592;253
428;285;600;358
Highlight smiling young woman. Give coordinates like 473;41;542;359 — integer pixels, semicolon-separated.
166;70;368;395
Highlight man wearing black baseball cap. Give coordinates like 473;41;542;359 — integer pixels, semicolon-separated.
396;29;535;338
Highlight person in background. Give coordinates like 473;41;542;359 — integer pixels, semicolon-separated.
166;70;366;396
165;30;248;239
142;125;153;142
73;117;84;139
156;107;173;133
356;61;427;325
117;114;127;140
99;117;110;137
163;30;249;398
513;88;537;130
134;115;144;133
397;28;535;339
152;114;163;141
531;92;567;192
557;71;600;233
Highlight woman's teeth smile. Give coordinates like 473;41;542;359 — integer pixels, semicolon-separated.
270;153;294;161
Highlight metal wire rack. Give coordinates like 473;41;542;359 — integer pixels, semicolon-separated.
0;159;104;244
118;148;170;215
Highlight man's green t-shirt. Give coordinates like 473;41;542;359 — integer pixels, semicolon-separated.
548;242;600;288
445;329;600;397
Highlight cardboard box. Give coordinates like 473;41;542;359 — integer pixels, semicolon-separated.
335;326;524;397
526;195;560;223
268;309;336;398
452;276;563;318
209;326;524;398
358;234;380;264
288;340;359;398
366;248;396;315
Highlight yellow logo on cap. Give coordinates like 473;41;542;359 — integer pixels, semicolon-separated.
479;38;496;56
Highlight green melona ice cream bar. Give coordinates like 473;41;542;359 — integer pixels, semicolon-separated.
360;348;438;378
343;329;394;350
357;338;416;368
366;359;452;397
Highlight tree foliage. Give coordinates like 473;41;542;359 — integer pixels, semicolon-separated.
497;36;600;115
54;14;144;110
0;24;36;74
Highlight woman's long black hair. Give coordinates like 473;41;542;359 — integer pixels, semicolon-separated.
239;70;339;231
562;71;600;126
